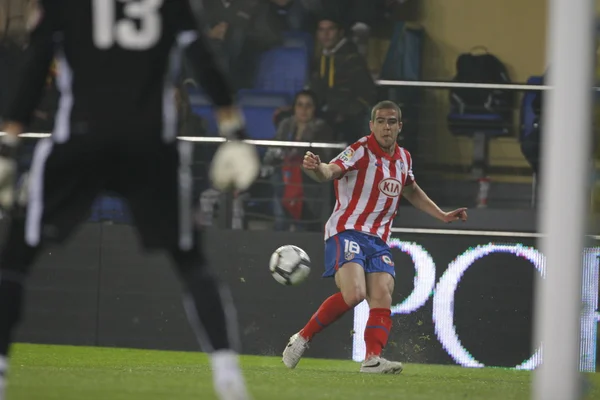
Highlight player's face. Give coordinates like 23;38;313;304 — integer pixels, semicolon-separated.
370;108;402;151
294;94;315;123
317;21;342;50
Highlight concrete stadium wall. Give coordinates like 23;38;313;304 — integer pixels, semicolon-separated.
15;225;354;359
13;224;600;370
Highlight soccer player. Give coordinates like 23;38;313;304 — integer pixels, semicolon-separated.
282;100;468;373
0;1;259;399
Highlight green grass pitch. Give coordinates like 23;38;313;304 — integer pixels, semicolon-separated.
5;343;600;399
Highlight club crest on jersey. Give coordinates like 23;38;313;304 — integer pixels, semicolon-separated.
381;255;394;266
378;177;401;198
337;148;355;163
345;252;355;261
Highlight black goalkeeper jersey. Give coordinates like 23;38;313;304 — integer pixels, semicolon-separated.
5;0;233;139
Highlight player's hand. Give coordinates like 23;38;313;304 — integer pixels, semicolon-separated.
211;105;260;191
210;141;260;192
302;151;321;171
0;131;21;210
442;208;468;223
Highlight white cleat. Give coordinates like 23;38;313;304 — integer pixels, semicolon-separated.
282;332;309;369
359;356;403;374
211;350;252;400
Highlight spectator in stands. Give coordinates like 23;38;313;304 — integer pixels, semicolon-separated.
300;0;394;57
262;90;334;231
309;15;377;143
323;0;379;57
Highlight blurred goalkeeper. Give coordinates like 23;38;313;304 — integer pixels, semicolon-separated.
0;1;259;399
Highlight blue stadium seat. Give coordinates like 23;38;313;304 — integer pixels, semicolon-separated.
519;76;543;143
185;86;204;97
446;112;509;136
188;89;290;140
237;89;292;107
282;30;314;57
238;91;290;141
240;108;278;141
254;47;308;96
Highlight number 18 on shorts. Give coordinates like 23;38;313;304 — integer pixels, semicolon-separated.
323;230;396;278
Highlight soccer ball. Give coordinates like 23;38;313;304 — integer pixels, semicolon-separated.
269;245;311;286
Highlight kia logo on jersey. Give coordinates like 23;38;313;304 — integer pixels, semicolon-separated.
378;178;401;197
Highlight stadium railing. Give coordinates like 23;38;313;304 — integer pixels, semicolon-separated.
5;78;593;231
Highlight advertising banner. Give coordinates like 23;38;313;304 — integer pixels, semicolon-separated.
352;234;599;371
14;225;599;371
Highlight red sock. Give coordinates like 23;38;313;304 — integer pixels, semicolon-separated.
364;308;392;359
300;292;352;341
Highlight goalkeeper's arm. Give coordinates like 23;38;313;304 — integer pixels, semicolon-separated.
0;0;57;209
177;0;244;140
177;1;259;193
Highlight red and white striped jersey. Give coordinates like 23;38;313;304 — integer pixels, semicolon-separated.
324;134;415;244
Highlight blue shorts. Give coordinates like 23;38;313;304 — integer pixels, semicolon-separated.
323;230;395;278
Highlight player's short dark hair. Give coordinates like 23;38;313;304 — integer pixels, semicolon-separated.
371;101;402;121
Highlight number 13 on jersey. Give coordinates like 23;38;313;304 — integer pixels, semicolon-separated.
93;0;163;50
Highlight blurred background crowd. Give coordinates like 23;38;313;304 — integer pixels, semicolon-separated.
1;0;599;232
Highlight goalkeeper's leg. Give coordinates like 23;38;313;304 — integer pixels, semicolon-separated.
169;247;250;400
0;215;41;400
124;139;251;399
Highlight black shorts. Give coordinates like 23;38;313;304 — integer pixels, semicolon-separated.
23;133;196;251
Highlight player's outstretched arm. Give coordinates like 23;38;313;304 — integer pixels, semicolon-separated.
402;182;468;223
302;151;343;183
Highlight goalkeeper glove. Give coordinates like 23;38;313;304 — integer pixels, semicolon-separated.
210;107;260;192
